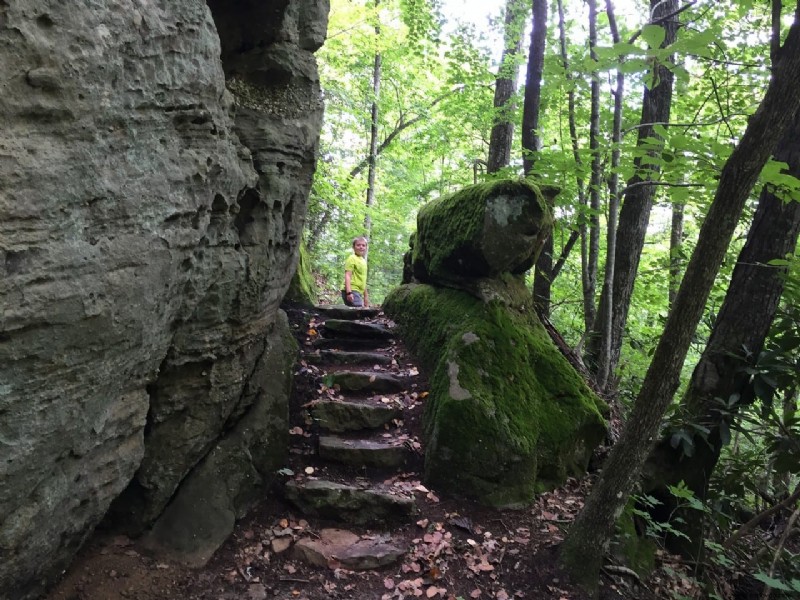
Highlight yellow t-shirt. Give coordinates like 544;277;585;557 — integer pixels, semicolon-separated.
344;253;367;294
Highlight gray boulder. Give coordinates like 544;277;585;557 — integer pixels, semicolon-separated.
0;0;327;597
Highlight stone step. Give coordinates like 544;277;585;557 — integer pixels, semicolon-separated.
293;528;406;570
318;435;407;468
305;349;393;367
311;337;391;351
322;319;393;339
283;479;416;525
311;399;402;432
327;371;406;394
314;305;381;320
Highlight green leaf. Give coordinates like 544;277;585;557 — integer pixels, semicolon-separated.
753;573;793;592
641;24;666;49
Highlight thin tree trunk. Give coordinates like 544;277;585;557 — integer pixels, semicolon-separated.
584;0;601;335
560;16;800;592
669;200;685;309
487;0;528;174
595;0;625;389
585;0;679;383
365;0;381;235
522;0;550;314
538;0;586;308
521;0;547;175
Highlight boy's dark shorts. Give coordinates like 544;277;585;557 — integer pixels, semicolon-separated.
341;290;364;307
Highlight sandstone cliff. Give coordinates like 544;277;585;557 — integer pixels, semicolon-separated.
0;1;328;597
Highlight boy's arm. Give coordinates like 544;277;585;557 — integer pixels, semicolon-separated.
364;287;369;307
344;270;354;303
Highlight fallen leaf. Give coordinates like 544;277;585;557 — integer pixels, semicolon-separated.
384;578;395;590
419;391;429;399
304;466;315;475
470;590;482;599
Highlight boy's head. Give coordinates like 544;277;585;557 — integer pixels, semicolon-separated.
352;236;368;257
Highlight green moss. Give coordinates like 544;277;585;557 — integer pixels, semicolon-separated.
412;178;553;283
284;240;317;307
384;282;606;507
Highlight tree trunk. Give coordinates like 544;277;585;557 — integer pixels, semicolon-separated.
668;200;685;309
584;0;601;335
521;0;547;175
487;0;528;174
560;17;800;593
595;0;625;389
534;0;586;316
365;0;381;235
641;109;800;559
522;0;550;314
585;0;679;383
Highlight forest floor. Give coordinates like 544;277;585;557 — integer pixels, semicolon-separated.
46;308;707;600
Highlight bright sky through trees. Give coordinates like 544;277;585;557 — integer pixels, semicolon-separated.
441;0;505;31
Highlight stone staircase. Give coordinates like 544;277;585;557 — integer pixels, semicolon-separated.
282;305;426;570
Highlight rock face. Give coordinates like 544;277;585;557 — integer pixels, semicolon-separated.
0;1;327;597
384;180;607;508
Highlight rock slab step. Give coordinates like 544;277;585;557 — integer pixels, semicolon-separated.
292;528;405;570
314;305;381;320
283;479;415;524
312;337;391;351
311;399;402;432
306;349;393;366
318;435;407;468
329;371;406;394
322;319;394;339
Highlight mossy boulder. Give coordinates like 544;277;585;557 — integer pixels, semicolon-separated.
284;240;317;306
412;178;555;287
383;279;607;508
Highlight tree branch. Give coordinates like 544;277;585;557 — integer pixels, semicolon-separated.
348;85;465;180
723;481;800;550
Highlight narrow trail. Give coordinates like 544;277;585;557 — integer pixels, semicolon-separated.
46;306;652;600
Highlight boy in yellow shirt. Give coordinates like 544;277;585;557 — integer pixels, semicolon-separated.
342;236;369;307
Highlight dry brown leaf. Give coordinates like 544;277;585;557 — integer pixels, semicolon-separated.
384;578;395;590
470;590;482;599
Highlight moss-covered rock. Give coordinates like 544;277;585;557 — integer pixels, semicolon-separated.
284;240;317;306
383;280;606;508
412;178;554;286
